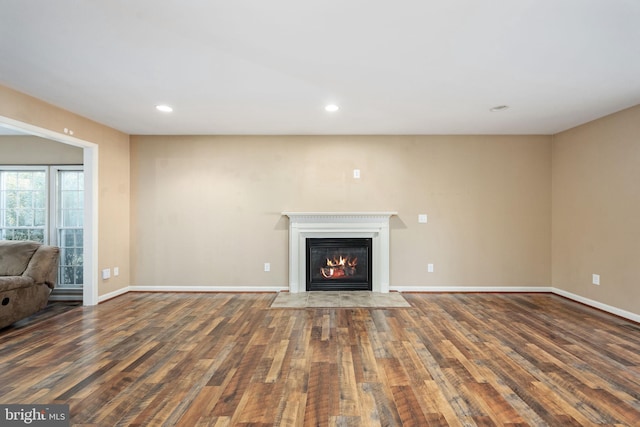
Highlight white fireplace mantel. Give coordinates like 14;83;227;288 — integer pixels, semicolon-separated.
282;212;397;293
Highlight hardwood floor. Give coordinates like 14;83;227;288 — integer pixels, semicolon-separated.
1;292;639;426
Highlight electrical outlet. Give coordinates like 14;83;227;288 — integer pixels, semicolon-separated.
264;263;271;272
592;274;600;285
428;263;434;273
353;169;361;179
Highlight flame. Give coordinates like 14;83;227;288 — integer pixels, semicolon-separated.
321;255;358;279
326;256;350;267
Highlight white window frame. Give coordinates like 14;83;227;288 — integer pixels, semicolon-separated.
50;166;84;290
49;165;84;243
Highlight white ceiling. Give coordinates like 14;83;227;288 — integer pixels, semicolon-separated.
1;1;639;136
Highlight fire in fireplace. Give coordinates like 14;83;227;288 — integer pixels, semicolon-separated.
306;238;372;291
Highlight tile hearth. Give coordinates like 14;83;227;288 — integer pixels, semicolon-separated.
270;291;410;308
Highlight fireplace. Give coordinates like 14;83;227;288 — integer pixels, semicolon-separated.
306;238;372;291
283;212;396;293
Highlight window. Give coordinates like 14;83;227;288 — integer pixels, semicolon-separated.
54;167;84;288
0;168;47;242
0;166;83;290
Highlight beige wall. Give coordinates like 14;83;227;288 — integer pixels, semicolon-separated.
552;105;640;314
0;135;83;164
131;135;551;289
0;85;130;297
3;82;636;317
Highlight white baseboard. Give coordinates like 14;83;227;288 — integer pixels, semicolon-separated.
97;284;639;323
550;287;640;323
391;286;553;293
127;285;289;293
391;285;639;323
98;286;130;303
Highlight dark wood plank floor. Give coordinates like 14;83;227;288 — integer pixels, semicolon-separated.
1;292;639;426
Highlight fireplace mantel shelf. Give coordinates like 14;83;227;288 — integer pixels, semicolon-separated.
283;212;397;217
283;212;397;293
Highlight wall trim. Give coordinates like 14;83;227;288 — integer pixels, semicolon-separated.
391;286;553;293
128;285;289;293
391;285;638;322
550;287;640;323
98;286;130;303
0;114;99;307
99;285;639;323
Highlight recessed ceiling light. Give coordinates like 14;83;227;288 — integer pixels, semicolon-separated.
490;105;509;112
325;104;339;112
156;104;173;113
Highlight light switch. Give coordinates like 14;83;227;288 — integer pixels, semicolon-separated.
353;169;361;179
418;214;428;223
102;268;111;280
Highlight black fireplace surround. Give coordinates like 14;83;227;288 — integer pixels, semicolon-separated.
306;238;373;291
